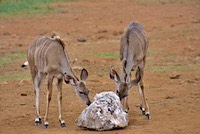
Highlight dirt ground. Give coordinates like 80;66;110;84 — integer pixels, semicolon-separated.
0;0;200;134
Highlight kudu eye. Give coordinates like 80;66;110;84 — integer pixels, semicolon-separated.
79;91;84;94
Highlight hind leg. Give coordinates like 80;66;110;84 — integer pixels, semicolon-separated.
33;73;45;125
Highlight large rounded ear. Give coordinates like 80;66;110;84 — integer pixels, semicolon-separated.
110;66;120;83
64;75;77;86
80;69;88;81
128;75;141;88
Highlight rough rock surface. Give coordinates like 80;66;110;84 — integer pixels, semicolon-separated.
76;91;128;131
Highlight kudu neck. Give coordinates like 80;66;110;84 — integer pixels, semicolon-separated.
61;56;79;81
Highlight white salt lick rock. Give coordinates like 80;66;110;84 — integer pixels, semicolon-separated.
76;91;128;131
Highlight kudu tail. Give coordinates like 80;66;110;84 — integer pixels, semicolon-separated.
21;61;29;68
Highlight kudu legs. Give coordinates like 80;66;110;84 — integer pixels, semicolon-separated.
136;59;150;120
57;78;65;127
43;76;66;128
138;80;150;119
121;96;129;113
33;74;66;128
123;56;150;119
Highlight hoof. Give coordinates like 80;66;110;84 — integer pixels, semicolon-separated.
35;118;42;126
140;107;145;115
44;124;49;128
146;113;151;120
60;120;66;128
61;123;66;128
124;107;129;113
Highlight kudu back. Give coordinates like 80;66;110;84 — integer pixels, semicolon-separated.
27;35;91;128
110;21;150;120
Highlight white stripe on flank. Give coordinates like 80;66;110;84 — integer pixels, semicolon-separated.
43;42;53;68
37;39;49;68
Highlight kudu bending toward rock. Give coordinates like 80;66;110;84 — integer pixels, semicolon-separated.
110;21;150;120
26;34;91;128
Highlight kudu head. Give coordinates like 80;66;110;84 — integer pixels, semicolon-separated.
64;69;91;106
110;66;141;100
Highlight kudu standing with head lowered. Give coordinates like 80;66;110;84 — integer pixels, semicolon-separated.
110;21;150;120
27;34;91;128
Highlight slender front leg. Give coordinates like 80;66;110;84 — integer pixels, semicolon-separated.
121;99;125;112
138;82;145;115
44;76;53;128
137;61;150;120
140;82;150;120
57;78;65;127
123;96;129;113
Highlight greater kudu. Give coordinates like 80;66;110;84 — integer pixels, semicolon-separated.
27;35;91;128
110;21;150;120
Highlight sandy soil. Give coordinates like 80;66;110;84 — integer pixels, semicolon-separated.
0;0;200;134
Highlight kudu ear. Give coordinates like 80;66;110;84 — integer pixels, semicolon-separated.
128;67;141;88
110;67;120;83
80;69;88;81
64;75;77;86
128;75;141;88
